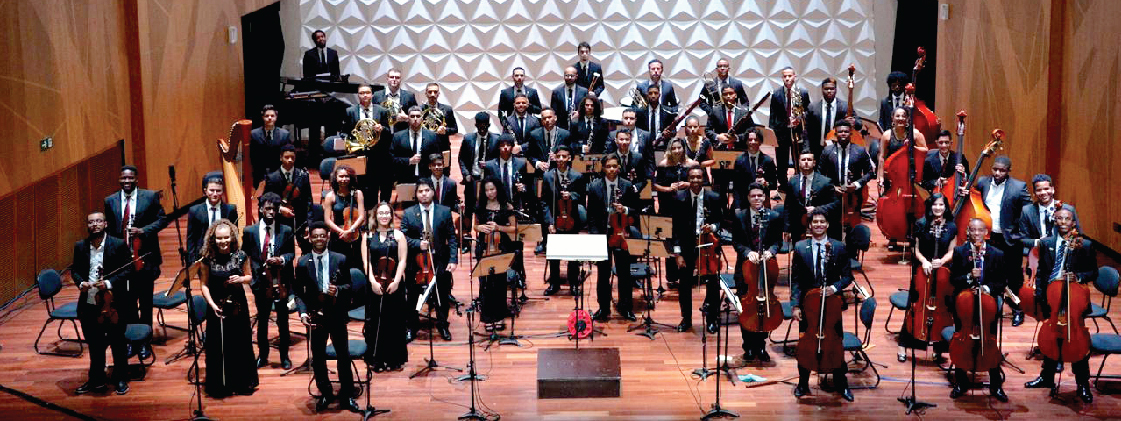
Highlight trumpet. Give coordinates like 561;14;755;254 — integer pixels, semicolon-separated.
345;118;380;154
630;88;648;109
421;106;445;131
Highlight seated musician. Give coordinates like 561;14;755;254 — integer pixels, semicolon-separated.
264;144;313;253
295;222;360;412
1023;208;1096;403
948;218;1008;402
669;167;723;333
401;179;459;341
474;177;517;331
790;209;853;402
1017;174;1080;257
422;82;458;152
587;153;640;322
540;146;586;295
187;176;238;263
245;193;295;370
73;211;133;396
250;104;293;186
817;121;873;235
920;130;968;193
897;194;957;363
732;183;782;362
784;149;840;241
732;128;777;209
503;94;540;154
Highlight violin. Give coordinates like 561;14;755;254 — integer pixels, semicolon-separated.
838;168;865;238
415;231;435;285
373;256;396;291
279;168;302;219
126;214;144;271
607;185;630;251
951;130;1004;241
825;64;865;146
483;222;503;257
91;266;119;325
309;272;339;327
903;219;954;343
738;212;783;332
340;195;361;242
555;172;576;232
1038;228;1091;363
796;242;846;372
948;243;1001;373
261;242;284;303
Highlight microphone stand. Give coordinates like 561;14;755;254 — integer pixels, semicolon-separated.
455;266;488;420
165;166;210;421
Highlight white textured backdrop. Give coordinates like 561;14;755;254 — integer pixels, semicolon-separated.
296;0;892;127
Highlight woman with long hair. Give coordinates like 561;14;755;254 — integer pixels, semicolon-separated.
199;219;258;397
897;193;957;362
361;202;409;372
876;106;929;188
323;164;365;269
654;138;699;212
474;177;518;331
573;94;609;154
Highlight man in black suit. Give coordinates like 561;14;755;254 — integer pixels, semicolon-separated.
670;167;724;333
540;146;585;295
700;58;749;114
948;218;1008;402
295;223;360;413
550;67;588;131
186;176;238;262
705;85;755;147
245;193;295;369
347;84;394;207
371;69;418;135
962;155;1032;325
732;184;782;362
769;67;811;189
459;112;499;246
611;130;651;196
528;107;572;173
103;166;166;359
606;109;652;157
264;145;313;253
586;154;640;322
1023;209;1096;403
732;128;778;208
569;93;609;154
401;179;459;341
634;84;677;149
817;122;873;236
421;82;458;152
635;59;678;112
497;67;542;126
427;153;459;210
805;78;849;159
392;106;439;182
784;150;839;240
73;211;133;396
874;71;909;165
1017;174;1081;253
574;41;604;97
920;130;969;193
250;104;293;186
790;209;853;402
301;30;340;79
504;94;541;153
485;135;530;213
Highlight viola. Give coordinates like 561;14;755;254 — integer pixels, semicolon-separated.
903;220;954;343
607;185;629;251
948;245;1001;373
373;256;396;291
415;231;435;285
1038;229;1091;363
951;130;1004;241
91;266;119;325
838;168;865;238
483;224;503;257
126;215;145;271
696;230;721;277
340;195;361;242
279;169;302;219
796;242;845;372
825;64;865;146
555;173;576;232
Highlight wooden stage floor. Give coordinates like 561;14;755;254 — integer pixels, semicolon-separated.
2;140;1119;420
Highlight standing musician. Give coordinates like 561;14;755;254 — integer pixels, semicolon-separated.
1023;208;1096;403
497;67;543;126
635;59;678;111
371;69;417;135
1017;174;1081;256
421;82;458;152
187;176;238;263
606;109;653;159
73;211;133;396
392;106;440;182
574;41;605;97
485;135;529;216
784;150;840;241
250;104;292;186
669;167;723;333
198;219;258;398
264;144;313;253
611;130;651;197
699;58;749;114
322;164;365;269
920;130;969;193
805;78;850;159
427;154;459;210
540;146;586;295
528;107;572;173
503;94;541;154
402;179;459;341
878;71;910;132
550;66;588;131
948;218;1008;402
295;222;360;412
104;165;167;359
768;66;811;190
587;154;640;322
681;116;715;167
732;128;778;208
474;178;516;331
459;112;500;248
572;94;609;154
875;106;929;186
349;84;393;207
705;86;754;150
362;202;409;373
817;121;873;231
245;193;295;369
732;184;782;362
654;139;696;291
960;155;1031;326
897;194;957;363
634;84;676;148
790;209;853;402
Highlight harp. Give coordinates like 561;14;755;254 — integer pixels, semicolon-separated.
217;119;254;232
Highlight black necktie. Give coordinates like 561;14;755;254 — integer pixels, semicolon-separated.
210;207;218;225
315;255;324;291
838;146;846;183
503;163;511;196
266;130;272;142
824;102;833;136
815;243;823;280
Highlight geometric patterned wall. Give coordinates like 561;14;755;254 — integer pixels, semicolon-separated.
301;0;883;127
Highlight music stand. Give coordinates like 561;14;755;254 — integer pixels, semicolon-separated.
546;234;608;349
711;151;744;171
165;262;202;365
337;155;367;175
514;224;545;304
573;154;605;174
470;253;518;348
394;183;416;206
640;215;674;296
624;238;675;339
638;182;653;200
701;280;741;420
410;278;463;379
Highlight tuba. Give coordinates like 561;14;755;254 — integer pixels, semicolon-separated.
345;118;379;154
421;105;445;131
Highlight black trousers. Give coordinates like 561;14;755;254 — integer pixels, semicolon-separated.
775;132;794;188
596;248;633;313
1040;356;1091;386
366;166;395;207
408;270;453;330
79;305;128;384
673;254;719;322
990;232;1023;310
742;330;768;353
954;367;1004;391
309;314;353;398
126;267;160;327
798;365;848;390
254;289;290;360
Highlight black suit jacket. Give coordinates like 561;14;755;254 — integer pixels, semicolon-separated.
527;127;572;169
459;132;500;181
805;99;849;150
250;127;293;185
733;208;782;258
879;95;905;132
818;143;873;187
615;150;651;192
633;105;677;140
705;103;756;141
549;84;588;129
371;89;418;133
1017;202;1081;253
426;175;459;209
540;168;584;225
733;151;778;207
497;85;543;122
104;189;167;267
391;129;440;181
699;77;749;113
71;235;133;312
606;127;652;157
574;61;604;96
345;103;390;135
973;176;1031;247
1033;235;1096;315
635;79;679;111
790;238;852;308
401;204;459;268
950;243;1007;294
784;172;839;235
302;47;340;79
920;150;969;192
669;189;723;259
768;86;811;142
585;178;638;234
504;113;541;149
263;167;313;232
294;251;349;316
243;222;295;290
570;117;609;154
186;203;238;262
422;102;458;152
484;157;530;200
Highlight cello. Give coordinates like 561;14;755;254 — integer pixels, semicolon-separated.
825;64;865;146
1019;200;1062;321
739;212;783;332
951;130;1004;241
796;242;846;373
903;219;955;344
948;242;1002;374
1037;229;1092;363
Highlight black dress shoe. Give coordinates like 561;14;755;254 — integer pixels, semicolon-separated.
592;308;609;321
991;387;1008;402
280;358;292;370
543;284;560;296
76;382;107;395
115;381;130;395
621;311;637;322
706;322;718;334
535;244;545;255
1056;361;1064;373
1024;376;1055;389
341;397;362;412
439;327;452;341
676;319;691;332
1011;310;1025;327
257;357;269;368
950;385;965;399
405;330;416;343
1077;384;1093;403
315;396;333;412
840;388;854;402
125;344;135;358
793;384;810;397
137;345;152;360
757;350;771;362
742;349;755;361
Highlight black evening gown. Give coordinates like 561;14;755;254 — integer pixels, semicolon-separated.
897;218;958;351
475;207;514;324
204;250;259;397
364;231;408;370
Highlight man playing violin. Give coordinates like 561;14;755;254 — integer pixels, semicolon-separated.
948;218;1008;402
73;211;133;396
586;153;640;322
245;193;295;369
733;183;783;362
401;179;459;341
669;167;723;333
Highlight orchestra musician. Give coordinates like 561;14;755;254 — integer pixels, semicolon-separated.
611;129;651;197
768;66;811;190
245;193;295;370
421;82;458;152
654;138;697;292
528;107;572;173
574;41;605;97
249;104;292;186
322;164;365;269
295;222;360;412
186;176;238;263
362;202;409;373
73;211;133;396
670;167;723;333
897;194;957;363
301;29;340;79
784;150;840;241
875;106;929;185
371;69;417;135
732;183;782;362
1023;208;1096;403
459;112;500;249
587;153;640;322
805;77;850;159
103;165;167;359
699;58;748;114
540;145;586;295
606;109;653;159
682;116;715;167
498;67;543;126
503;94;541;153
948;218;1008;402
198;219;258;398
402;179;459;341
571;94;609;154
705;86;754;150
634;84;676;148
348;84;392;207
392;106;440;182
1017;174;1081;256
732;128;778;208
550;66;588;131
818;121;873;231
878;71;909;133
264;144;313;253
635;59;678;111
427;153;459;210
790;209;853;402
920;130;969;193
485;135;529;215
474;178;516;331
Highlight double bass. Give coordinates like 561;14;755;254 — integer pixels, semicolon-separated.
903;219;954;343
797;242;846;373
874;83;927;242
738;212;783;332
909;47;941;142
825;64;865;146
951;130;1004;241
948;243;1001;374
933;112;969;209
1037;229;1092;363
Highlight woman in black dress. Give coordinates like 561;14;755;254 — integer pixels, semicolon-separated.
199;219;258;397
897;193;957;362
475;178;518;331
681;116;715;167
361;202;409;372
654;138;699;215
876;106;929;189
324;164;365;269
